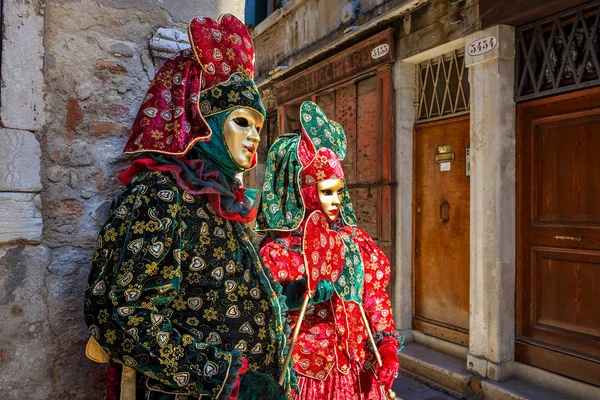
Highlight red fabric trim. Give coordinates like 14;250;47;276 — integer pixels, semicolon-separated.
298;131;316;166
239;357;249;376
118;158;256;223
106;362;122;400
227;358;248;400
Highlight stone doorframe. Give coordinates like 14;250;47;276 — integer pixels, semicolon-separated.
391;25;518;382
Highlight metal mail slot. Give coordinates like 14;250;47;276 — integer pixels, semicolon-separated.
435;153;455;163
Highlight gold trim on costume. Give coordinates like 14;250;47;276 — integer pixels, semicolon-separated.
123;127;213;157
85;337;110;363
120;366;137;400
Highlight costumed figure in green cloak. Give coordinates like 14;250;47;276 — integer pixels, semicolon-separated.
257;102;403;400
83;14;292;400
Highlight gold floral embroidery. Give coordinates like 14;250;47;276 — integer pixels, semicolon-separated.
145;262;159;276
128;316;144;326
167;204;181;217
104;329;117;344
213;247;225;260
161;265;177;279
151;130;164;140
210;87;222;98
227;91;240;102
203;307;218;321
237;284;248;296
104;228;117;241
146;220;159;232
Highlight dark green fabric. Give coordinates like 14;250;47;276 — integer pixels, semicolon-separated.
299;101;346;160
333;224;365;304
199;72;266;119
134;350;245;400
283;278;306;311
238;370;287;400
312;279;334;303
191;110;249;181
254;133;305;232
84;171;292;399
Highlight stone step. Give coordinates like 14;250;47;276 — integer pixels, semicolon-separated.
482;378;588;400
398;341;588;399
392;373;457;400
399;342;476;398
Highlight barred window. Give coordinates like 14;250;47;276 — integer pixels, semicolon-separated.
417;50;470;123
516;1;600;101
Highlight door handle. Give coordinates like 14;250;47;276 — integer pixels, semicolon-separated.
440;200;449;223
553;234;582;242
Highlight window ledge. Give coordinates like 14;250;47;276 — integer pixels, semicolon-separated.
252;0;311;38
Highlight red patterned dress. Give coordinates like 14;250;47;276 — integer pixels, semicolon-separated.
261;224;397;400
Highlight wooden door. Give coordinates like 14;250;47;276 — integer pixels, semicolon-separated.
516;87;600;386
413;116;470;346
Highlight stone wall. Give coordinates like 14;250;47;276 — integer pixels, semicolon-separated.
0;1;244;398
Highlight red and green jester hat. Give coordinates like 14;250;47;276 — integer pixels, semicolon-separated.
84;14;292;400
257;101;403;399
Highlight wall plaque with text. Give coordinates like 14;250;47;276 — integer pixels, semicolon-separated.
275;29;395;104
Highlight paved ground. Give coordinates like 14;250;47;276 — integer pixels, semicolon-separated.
392;373;457;400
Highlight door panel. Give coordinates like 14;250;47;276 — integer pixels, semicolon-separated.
534;115;600;224
336;80;358;182
517;87;600;386
413;116;470;345
531;247;600;352
355;77;379;185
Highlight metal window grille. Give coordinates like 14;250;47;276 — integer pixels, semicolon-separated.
516;1;600;102
417;50;470;123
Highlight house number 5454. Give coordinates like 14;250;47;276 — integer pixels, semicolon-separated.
467;36;498;56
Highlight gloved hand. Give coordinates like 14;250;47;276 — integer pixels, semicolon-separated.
283;278;307;311
311;279;334;303
283;278;334;311
237;370;287;400
377;336;400;391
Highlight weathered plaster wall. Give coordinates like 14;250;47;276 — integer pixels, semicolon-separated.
253;0;396;78
0;1;244;398
395;0;479;60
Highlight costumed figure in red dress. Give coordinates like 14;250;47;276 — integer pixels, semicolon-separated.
256;101;404;400
84;15;293;400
